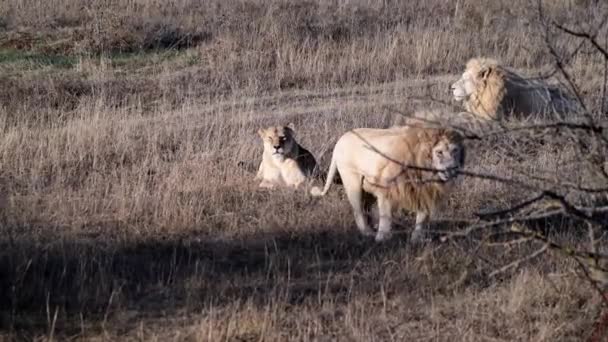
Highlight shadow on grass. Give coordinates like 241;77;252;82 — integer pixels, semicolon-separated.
0;225;415;336
0;209;593;337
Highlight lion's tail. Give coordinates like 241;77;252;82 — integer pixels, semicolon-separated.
310;150;338;197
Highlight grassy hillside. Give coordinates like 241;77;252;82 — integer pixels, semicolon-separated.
0;0;607;340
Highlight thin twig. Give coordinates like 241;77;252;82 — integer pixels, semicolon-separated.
537;0;592;128
486;236;534;247
489;244;549;278
384;106;606;142
552;22;608;59
603;25;608;115
476;193;547;219
441;208;564;241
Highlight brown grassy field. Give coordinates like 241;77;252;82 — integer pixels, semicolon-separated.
1;0;607;340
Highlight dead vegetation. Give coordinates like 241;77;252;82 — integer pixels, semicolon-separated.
0;0;607;340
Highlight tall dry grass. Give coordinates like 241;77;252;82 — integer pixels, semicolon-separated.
0;0;607;340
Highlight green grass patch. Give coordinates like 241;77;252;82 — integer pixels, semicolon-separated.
0;49;76;69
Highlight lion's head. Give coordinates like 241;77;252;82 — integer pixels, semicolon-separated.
430;131;466;182
450;58;505;120
258;125;297;161
451;58;504;101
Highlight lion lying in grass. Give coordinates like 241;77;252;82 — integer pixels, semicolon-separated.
451;57;578;120
255;124;318;189
311;124;465;242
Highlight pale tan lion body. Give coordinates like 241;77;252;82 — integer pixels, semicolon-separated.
256;125;318;189
311;126;465;242
451;58;577;120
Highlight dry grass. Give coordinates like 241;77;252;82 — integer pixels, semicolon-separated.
0;0;607;340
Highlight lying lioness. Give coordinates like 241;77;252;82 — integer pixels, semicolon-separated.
255;124;318;189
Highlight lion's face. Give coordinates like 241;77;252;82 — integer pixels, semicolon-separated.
451;69;478;102
258;125;296;162
451;62;500;103
431;137;465;182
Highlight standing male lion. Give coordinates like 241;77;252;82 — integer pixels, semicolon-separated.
311;125;465;243
451;57;578;120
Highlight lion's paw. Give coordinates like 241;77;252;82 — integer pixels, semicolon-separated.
375;230;393;242
410;229;429;244
358;227;376;237
310;186;324;196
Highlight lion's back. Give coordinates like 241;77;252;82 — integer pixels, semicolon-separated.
296;145;319;177
464;57;578;118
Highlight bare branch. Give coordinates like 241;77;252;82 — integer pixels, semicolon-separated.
537;0;590;118
533;12;608;81
574;259;608;308
552;22;608;59
384;106;607;146
510;167;608;194
440;208;564;241
604;27;608;115
489;244;549;278
476;193;547;219
507;224;608;306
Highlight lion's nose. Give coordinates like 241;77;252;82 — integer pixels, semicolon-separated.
273;145;281;150
448;167;459;178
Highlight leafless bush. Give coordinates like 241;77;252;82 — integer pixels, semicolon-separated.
398;1;608;334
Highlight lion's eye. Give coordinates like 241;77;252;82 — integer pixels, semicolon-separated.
436;150;443;156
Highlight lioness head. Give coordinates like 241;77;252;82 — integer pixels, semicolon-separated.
431;132;465;182
258;124;296;161
451;59;501;102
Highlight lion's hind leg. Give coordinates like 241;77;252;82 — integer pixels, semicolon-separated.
342;172;375;237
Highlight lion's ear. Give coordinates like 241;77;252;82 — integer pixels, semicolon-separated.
478;66;495;80
257;128;266;138
285;123;296;136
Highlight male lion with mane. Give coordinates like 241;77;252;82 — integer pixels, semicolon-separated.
311;125;465;243
256;124;318;189
451;57;578;120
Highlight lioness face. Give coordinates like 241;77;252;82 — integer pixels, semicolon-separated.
431;139;465;182
258;126;295;161
451;70;477;101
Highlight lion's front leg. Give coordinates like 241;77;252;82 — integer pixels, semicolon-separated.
375;195;393;242
281;160;307;189
258;162;281;189
410;211;429;244
259;179;276;189
255;161;264;180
